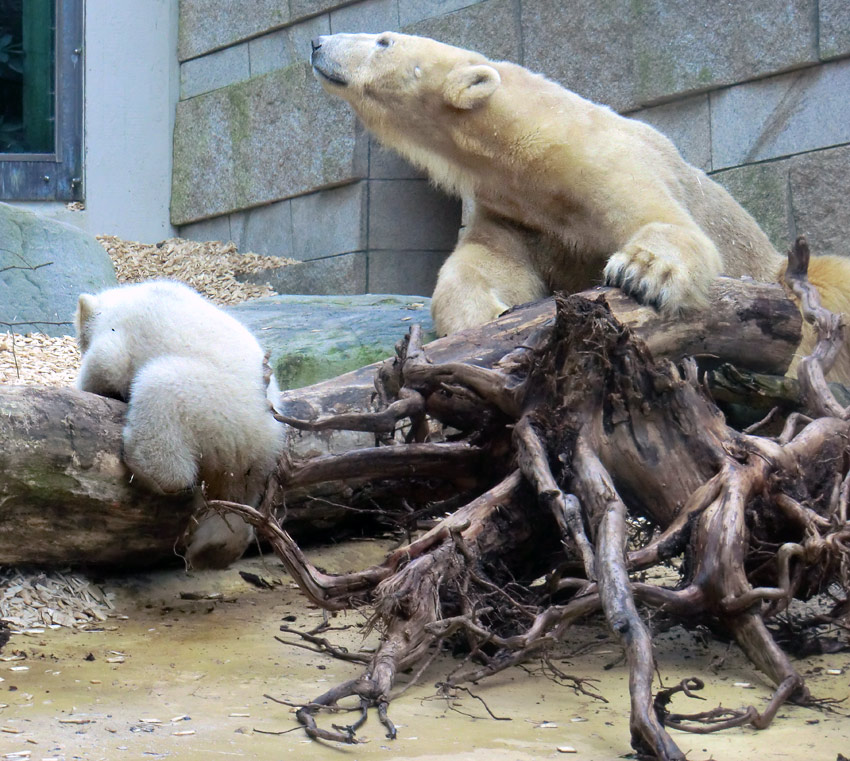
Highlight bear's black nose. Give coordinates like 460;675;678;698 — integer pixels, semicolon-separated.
310;38;322;52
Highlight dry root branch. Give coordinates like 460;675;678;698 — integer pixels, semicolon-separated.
219;240;849;760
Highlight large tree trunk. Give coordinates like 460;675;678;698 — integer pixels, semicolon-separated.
0;279;800;566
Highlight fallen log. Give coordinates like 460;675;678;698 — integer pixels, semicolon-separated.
277;277;803;422
0;278;801;566
0;386;193;567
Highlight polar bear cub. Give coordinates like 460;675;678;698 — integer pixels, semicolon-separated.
74;280;286;569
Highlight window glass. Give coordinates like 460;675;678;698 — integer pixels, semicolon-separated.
0;0;55;155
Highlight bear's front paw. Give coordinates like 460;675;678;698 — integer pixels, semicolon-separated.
603;250;690;311
605;236;720;313
604;223;718;312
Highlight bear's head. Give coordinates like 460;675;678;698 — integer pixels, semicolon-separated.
311;32;501;143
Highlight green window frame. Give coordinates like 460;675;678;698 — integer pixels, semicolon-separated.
0;0;83;201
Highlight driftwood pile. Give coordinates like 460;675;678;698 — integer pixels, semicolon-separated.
220;240;849;761
0;239;847;759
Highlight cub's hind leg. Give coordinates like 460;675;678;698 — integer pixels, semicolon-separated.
122;357;200;494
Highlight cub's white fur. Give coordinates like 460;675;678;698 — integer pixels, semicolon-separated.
74;281;285;569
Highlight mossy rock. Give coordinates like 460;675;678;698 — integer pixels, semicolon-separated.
228;294;435;389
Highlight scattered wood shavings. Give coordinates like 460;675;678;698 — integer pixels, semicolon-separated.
0;568;114;632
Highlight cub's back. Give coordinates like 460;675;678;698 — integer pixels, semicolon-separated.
97;281;264;370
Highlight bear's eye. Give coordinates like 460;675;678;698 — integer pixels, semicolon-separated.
376;36;392;48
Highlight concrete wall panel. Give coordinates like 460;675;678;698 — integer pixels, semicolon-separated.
172;63;367;225
821;0;850;60
711;59;850;169
404;0;521;63
179;0;290;61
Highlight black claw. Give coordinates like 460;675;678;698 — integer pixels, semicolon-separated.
605;271;623;288
633;280;651;302
619;275;638;296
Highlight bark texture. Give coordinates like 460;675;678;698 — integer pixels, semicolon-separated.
0;279;800;566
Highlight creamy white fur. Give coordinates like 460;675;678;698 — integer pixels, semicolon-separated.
312;32;850;382
74;280;285;568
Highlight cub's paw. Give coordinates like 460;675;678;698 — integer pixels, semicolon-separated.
603;223;718;312
123;439;197;495
185;513;254;570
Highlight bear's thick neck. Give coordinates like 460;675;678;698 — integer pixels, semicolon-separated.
361;61;597;203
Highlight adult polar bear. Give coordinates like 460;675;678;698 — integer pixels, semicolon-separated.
311;32;850;381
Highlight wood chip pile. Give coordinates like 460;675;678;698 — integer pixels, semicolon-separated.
0;567;115;631
0;333;79;387
98;235;295;305
1;236;295;387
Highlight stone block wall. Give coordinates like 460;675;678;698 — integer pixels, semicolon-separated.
173;0;850;298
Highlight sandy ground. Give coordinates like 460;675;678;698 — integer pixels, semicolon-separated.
0;541;848;761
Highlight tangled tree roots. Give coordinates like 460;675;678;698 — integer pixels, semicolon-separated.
219;239;850;760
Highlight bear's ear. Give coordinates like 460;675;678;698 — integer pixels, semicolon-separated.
74;293;98;346
443;64;500;110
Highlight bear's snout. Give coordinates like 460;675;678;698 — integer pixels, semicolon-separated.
309;36;325;69
310;36;349;88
